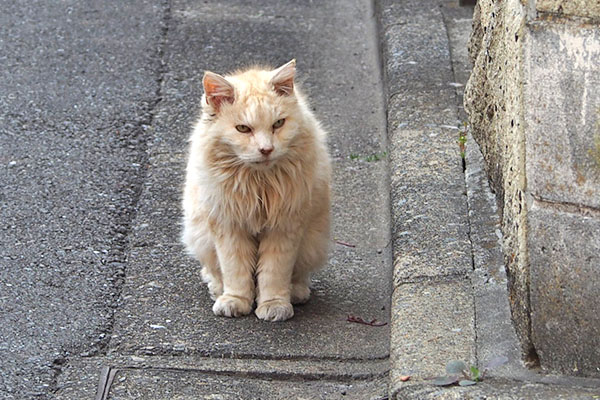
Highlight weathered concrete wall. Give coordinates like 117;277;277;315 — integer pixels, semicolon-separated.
535;0;600;19
525;18;600;376
465;0;532;362
465;0;600;376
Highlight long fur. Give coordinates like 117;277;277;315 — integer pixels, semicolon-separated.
182;62;331;321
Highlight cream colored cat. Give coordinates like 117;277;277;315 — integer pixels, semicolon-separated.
182;60;331;322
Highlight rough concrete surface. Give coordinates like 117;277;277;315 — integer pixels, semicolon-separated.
5;0;600;398
464;132;524;378
464;0;533;359
55;356;389;400
535;0;600;19
525;22;600;210
523;19;600;374
378;0;475;397
379;0;472;286
0;0;166;397
109;0;391;360
466;0;600;377
454;7;524;379
528;203;600;376
49;0;393;398
391;378;600;400
384;0;600;398
105;370;388;400
523;13;600;378
390;279;475;388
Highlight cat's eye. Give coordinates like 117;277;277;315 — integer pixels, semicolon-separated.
272;119;285;130
236;124;251;133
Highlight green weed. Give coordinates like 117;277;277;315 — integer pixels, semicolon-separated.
349;151;388;162
431;356;508;387
458;121;468;161
590;134;600;171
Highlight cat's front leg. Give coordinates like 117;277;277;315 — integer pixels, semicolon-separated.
255;229;300;322
212;228;257;318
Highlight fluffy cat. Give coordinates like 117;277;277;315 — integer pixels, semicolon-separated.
182;60;331;322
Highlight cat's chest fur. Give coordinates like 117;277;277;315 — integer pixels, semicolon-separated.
209;159;313;234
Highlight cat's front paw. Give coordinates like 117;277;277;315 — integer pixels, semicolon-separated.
207;280;223;301
255;299;294;322
213;295;252;318
290;283;311;305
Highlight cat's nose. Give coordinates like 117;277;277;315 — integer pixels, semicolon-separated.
259;147;273;156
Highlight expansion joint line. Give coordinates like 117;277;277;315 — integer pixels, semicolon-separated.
47;2;173;397
439;4;480;368
531;194;600;216
97;0;172;359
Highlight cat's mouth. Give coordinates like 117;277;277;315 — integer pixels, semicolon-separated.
252;159;271;166
243;153;280;168
250;157;276;168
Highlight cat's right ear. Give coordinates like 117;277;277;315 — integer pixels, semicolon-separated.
203;71;235;112
271;59;296;96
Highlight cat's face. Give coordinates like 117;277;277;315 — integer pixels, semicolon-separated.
202;60;301;168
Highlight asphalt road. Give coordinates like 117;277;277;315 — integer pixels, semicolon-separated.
1;1;167;397
1;1;391;398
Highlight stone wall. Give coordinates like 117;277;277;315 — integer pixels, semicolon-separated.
465;0;600;376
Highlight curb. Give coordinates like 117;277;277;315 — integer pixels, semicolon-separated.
377;1;600;398
377;0;475;396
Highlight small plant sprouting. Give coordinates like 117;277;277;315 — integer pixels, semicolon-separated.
458;121;468;161
589;134;600;171
591;108;600;172
431;356;508;387
365;151;387;162
349;151;388;162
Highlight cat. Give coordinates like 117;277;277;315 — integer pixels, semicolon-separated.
182;60;331;322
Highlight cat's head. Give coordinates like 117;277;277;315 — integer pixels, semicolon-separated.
201;60;302;169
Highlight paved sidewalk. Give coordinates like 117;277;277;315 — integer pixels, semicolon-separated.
54;1;391;399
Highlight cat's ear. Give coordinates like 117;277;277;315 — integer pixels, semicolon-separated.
203;71;235;112
270;59;296;96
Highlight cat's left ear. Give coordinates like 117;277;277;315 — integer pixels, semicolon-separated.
270;59;296;96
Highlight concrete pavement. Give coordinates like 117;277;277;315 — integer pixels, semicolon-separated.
2;0;600;399
53;0;391;398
